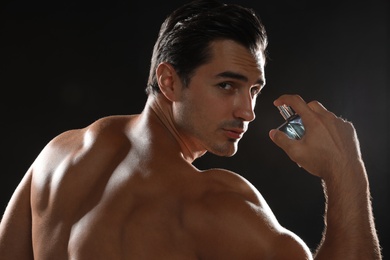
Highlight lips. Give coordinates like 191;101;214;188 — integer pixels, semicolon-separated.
223;128;245;139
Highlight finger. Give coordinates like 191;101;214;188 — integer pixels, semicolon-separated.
269;128;296;152
307;100;339;119
273;94;312;118
270;129;303;168
307;100;328;113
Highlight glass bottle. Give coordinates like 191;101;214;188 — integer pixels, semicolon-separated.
277;105;305;140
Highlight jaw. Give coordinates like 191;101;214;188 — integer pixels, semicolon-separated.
200;134;240;158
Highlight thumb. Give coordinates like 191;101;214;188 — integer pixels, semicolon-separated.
269;129;295;152
269;129;304;168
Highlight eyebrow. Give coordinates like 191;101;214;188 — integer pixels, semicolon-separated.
216;71;265;86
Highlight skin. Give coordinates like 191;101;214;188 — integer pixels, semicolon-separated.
0;39;381;259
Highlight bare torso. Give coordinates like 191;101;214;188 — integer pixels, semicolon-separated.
2;104;311;259
29;111;269;259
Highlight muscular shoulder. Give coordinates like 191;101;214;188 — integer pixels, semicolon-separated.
34;115;134;170
188;168;267;233
187;168;312;259
199;168;264;207
30;115;135;214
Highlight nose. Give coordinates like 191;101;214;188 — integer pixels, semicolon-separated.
233;92;256;122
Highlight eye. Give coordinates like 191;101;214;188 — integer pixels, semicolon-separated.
218;82;234;91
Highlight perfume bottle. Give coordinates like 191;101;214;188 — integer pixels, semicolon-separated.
277;105;305;140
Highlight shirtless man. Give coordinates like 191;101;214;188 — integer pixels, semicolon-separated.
0;0;381;259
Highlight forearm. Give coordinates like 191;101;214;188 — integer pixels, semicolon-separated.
314;163;381;260
269;95;382;259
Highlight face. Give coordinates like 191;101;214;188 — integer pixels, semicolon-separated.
172;39;266;157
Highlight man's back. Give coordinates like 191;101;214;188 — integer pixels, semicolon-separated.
31;114;199;258
0;110;310;259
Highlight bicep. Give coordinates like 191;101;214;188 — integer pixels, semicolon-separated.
194;189;313;259
253;197;313;259
246;203;313;259
0;170;34;260
235;189;313;259
249;185;313;259
270;228;313;260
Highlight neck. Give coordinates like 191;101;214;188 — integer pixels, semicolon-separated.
145;94;206;163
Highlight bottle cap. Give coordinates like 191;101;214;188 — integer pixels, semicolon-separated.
277;104;294;120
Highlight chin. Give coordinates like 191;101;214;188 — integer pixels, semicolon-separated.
208;142;238;157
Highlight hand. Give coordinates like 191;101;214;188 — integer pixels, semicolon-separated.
269;94;363;180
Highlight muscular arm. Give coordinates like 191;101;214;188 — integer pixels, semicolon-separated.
189;170;313;259
270;94;381;259
0;169;34;259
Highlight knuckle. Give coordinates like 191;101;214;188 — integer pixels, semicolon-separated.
292;94;302;101
344;120;355;130
325;111;338;120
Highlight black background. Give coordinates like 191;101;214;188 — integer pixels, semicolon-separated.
1;0;388;256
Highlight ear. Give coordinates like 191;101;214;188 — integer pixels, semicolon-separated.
156;62;181;102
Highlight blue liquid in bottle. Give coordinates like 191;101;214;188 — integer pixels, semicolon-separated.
277;105;305;140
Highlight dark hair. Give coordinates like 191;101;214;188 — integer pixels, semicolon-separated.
146;0;268;94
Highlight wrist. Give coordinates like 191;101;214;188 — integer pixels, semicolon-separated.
322;160;370;205
323;156;367;184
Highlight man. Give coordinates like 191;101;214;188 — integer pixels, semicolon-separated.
0;0;381;259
